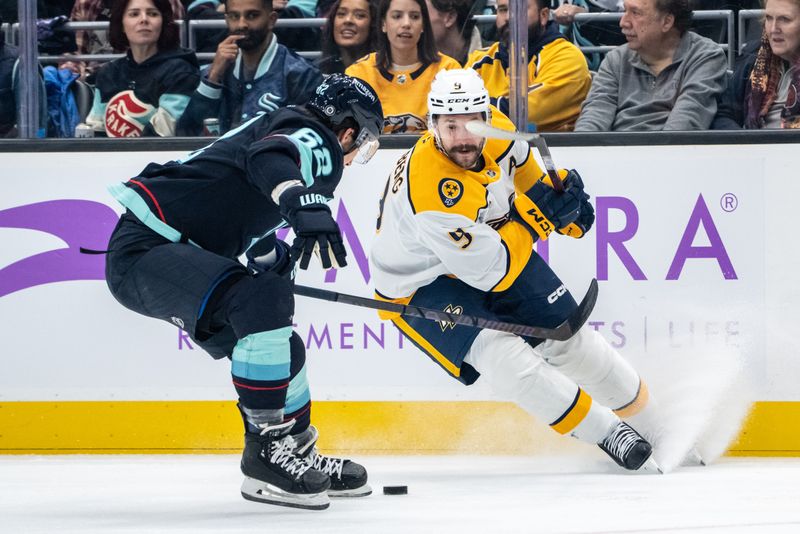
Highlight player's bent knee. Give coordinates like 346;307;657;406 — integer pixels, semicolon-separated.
537;326;599;369
464;330;547;399
226;273;295;339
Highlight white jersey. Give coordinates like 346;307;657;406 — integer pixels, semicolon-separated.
370;109;545;301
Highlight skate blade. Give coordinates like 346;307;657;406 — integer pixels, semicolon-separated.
681;447;706;467
639;456;663;474
241;477;330;510
329;483;372;498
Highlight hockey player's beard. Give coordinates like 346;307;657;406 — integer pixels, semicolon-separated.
447;143;483;169
234;28;269;51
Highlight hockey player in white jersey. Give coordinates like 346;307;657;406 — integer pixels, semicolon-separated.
370;69;659;471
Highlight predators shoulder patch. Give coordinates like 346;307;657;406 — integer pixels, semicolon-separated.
438;178;463;208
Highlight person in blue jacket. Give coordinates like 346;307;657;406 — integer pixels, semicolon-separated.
177;0;323;136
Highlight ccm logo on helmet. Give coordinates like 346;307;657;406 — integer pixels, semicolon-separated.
447;98;470;103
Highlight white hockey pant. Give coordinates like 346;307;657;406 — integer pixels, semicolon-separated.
536;326;646;416
464;329;618;443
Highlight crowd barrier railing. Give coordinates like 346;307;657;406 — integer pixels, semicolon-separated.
5;9;740;68
738;9;764;54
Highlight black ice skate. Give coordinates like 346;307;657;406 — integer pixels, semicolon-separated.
240;419;332;510
294;425;372;497
599;422;661;472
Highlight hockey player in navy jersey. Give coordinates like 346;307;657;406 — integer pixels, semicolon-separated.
105;74;383;510
370;69;659;472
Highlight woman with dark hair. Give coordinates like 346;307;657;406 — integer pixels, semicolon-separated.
346;0;460;133
85;0;199;137
316;0;378;74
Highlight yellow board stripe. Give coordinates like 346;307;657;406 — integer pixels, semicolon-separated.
392;316;462;378
0;400;799;456
550;389;592;435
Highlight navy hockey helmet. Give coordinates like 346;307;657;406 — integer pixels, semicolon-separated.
307;74;384;164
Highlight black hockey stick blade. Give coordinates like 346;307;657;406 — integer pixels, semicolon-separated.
294;279;598;341
465;120;564;193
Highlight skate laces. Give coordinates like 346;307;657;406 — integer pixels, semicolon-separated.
305;449;344;479
268;436;312;479
603;424;641;461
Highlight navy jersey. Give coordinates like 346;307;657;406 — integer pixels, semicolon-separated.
108;106;344;258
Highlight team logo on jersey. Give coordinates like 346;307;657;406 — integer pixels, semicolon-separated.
104;90;152;137
258;92;281;113
396;74;407;84
438;178;463;208
439;304;463;331
384;114;426;134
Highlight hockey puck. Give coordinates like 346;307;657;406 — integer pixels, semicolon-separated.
382;485;408;495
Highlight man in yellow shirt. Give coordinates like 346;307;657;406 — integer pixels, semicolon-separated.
467;0;591;131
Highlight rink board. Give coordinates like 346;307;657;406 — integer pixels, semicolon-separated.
1;142;799;454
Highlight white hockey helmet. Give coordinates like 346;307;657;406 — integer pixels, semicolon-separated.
427;69;490;118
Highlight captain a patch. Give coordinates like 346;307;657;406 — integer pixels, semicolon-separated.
438;178;463;208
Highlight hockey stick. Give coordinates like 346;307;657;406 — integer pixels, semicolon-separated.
294;279;598;341
465;120;564;193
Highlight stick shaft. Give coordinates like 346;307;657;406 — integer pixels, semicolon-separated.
530;136;564;193
465;121;564;192
294;280;598;342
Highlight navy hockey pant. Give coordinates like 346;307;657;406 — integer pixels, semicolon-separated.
105;212;311;431
391;251;578;385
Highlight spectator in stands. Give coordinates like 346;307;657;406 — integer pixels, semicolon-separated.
64;0;184;79
346;0;460;133
426;0;482;65
316;0;377;74
0;14;51;137
177;0;322;135
575;0;727;131
186;0;322;54
468;0;591;131
85;0;199;136
713;0;800;129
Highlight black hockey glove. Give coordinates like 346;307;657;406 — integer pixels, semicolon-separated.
278;186;347;270
246;235;296;279
512;169;585;240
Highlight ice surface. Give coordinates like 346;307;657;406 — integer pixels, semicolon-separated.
1;455;798;534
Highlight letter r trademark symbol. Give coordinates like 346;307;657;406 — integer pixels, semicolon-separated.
720;193;738;212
